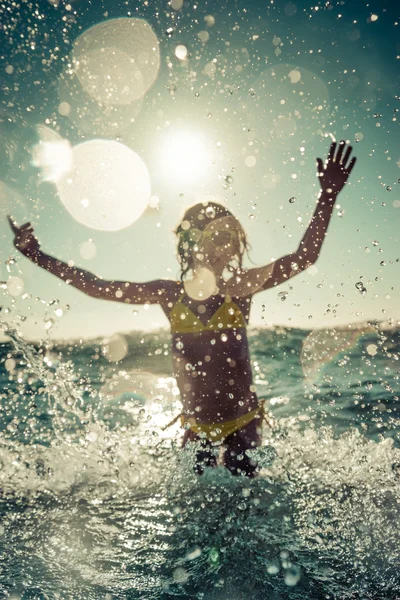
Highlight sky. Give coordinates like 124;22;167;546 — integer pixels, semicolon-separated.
0;0;399;341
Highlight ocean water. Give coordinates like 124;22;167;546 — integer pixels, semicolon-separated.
0;324;399;600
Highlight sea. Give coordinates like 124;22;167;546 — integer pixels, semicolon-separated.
0;323;399;600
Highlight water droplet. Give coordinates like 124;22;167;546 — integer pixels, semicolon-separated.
186;546;202;560
173;567;189;583
355;282;367;294
267;562;280;575
278;291;288;301
175;44;188;60
366;344;377;356
5;358;16;372
284;565;301;587
44;318;54;330
289;197;296;203
205;206;216;218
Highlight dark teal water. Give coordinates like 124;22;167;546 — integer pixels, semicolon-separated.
0;324;399;599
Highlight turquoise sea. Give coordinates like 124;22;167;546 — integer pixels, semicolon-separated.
0;324;399;599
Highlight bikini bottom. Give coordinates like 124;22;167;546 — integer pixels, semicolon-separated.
185;417;261;478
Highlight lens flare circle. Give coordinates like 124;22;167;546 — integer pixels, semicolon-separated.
56;140;151;231
58;69;143;137
102;334;129;362
184;267;218;300
73;47;145;105
72;18;160;105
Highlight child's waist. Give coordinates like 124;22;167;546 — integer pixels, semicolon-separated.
181;402;265;443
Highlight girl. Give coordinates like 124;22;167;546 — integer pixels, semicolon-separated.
9;141;356;477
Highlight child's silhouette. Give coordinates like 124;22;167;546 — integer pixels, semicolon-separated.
9;141;356;477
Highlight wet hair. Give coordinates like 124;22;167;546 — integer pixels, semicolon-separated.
176;201;251;281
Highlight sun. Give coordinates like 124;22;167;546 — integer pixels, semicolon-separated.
160;131;212;183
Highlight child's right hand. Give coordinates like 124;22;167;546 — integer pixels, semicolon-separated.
8;216;41;258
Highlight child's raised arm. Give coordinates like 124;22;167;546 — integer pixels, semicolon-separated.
231;141;356;296
8;216;177;305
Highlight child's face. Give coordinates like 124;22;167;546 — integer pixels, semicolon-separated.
178;216;242;271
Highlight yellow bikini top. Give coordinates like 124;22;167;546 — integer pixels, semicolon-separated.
169;294;246;334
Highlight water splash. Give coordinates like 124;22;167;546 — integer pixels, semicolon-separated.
0;326;399;598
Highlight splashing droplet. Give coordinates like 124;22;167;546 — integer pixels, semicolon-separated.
355;282;367;295
205;206;216;219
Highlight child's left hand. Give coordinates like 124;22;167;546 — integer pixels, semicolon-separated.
316;141;356;196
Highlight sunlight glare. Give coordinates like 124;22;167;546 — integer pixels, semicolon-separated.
32;125;72;182
160;131;211;183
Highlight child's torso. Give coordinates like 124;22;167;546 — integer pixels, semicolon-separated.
163;292;257;423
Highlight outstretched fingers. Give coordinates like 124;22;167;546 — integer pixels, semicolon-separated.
7;216;33;234
342;145;353;168
335;140;346;164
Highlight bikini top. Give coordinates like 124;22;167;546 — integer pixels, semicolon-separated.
169;293;247;335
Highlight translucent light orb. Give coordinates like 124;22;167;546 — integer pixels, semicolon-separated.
160;131;211;183
288;69;301;84
6;276;24;297
175;44;188;60
56;140;151;231
79;239;97;260
184;267;217;300
148;195;160;209
5;358;16;372
102;333;129;362
72;18;160;105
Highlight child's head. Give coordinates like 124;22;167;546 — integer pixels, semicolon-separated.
176;202;249;281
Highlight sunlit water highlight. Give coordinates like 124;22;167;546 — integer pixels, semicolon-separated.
0;325;399;599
